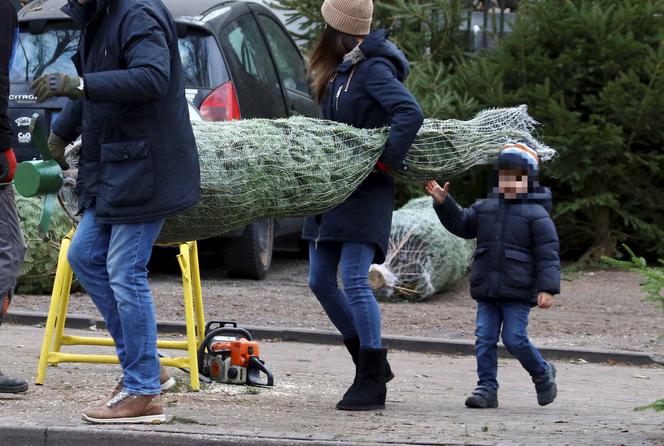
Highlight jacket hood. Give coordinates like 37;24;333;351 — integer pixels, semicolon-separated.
339;29;410;81
527;186;553;213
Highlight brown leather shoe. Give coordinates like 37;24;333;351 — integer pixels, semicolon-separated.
82;392;165;424
95;366;176;407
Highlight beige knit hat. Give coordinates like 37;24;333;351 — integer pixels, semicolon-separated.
321;0;373;36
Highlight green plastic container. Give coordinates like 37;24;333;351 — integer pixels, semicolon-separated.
14;160;63;198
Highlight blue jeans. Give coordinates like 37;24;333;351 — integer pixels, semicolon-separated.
67;207;164;395
475;300;548;391
308;241;382;349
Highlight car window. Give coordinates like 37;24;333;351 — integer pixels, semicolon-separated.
178;31;227;88
225;14;280;90
11;27;79;82
257;15;310;95
10;25;227;89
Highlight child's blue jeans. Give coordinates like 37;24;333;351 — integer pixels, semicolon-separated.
475;300;549;391
308;241;382;349
67;206;164;395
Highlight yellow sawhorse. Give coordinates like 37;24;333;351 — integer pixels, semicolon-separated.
35;228;206;390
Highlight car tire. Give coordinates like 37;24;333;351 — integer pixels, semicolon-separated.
224;220;274;280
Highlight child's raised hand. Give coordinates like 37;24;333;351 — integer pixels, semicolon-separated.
537;292;554;309
425;180;450;205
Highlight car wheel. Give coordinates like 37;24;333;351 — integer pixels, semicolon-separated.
224;220;274;280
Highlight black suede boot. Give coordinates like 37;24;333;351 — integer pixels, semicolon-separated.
343;337;361;368
0;370;28;394
336;348;388;411
343;337;394;382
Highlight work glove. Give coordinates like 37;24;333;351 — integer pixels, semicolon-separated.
0;148;17;184
47;133;70;170
32;73;83;102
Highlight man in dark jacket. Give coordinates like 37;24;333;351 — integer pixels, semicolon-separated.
31;0;200;424
0;0;29;395
425;142;560;409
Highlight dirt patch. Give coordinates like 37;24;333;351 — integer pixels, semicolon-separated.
12;254;664;355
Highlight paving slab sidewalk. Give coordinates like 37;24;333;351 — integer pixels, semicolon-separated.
1;324;663;446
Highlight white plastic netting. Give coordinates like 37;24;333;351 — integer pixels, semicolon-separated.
58;105;555;244
369;197;475;301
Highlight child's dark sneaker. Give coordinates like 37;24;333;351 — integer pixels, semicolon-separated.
464;386;498;409
533;362;557;406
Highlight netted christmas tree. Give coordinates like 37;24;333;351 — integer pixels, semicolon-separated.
369;196;475;301
57;107;555;245
157;107;555;243
15;194;76;294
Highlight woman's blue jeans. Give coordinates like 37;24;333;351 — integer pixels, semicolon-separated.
475;300;549;391
308;241;382;349
67;207;164;395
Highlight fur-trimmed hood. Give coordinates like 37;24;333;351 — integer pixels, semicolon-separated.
338;29;410;82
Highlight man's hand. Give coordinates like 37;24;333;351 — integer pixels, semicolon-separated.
0;149;17;184
47;133;70;170
32;73;82;102
425;180;450;205
538;292;554;309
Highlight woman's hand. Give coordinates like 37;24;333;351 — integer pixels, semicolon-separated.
425;180;450;205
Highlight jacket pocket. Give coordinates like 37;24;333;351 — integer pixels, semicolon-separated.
469;246;489;285
101;139;154;207
503;248;536;289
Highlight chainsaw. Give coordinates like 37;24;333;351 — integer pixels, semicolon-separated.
197;321;274;386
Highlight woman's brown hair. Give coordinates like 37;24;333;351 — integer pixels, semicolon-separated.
308;26;359;103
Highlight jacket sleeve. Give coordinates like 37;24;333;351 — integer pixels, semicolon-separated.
0;0;18;151
84;7;171;103
365;60;424;171
52;98;82;142
531;214;561;295
433;195;479;239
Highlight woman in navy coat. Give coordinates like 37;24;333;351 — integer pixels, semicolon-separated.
302;0;424;411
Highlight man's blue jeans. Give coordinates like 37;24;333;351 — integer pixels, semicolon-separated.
308;241;382;349
67;207;164;395
475;300;549;391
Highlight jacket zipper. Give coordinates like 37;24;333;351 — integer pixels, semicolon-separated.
496;203;507;293
334;65;358;113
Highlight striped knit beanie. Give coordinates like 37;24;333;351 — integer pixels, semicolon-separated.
498;140;539;174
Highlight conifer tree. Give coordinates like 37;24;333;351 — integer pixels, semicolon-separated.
454;0;664;261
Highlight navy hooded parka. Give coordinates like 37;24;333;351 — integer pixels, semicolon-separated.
53;0;200;224
434;186;561;306
302;29;424;263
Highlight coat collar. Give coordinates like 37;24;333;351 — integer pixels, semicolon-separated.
62;0;108;26
337;29;392;73
335;29;410;81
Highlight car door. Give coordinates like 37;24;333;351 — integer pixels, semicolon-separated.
218;13;287;118
254;13;321;118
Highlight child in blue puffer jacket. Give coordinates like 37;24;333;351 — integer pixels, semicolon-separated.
425;141;561;409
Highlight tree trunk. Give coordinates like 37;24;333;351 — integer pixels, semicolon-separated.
578;206;617;265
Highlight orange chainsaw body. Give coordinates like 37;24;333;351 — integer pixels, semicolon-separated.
210;338;261;368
